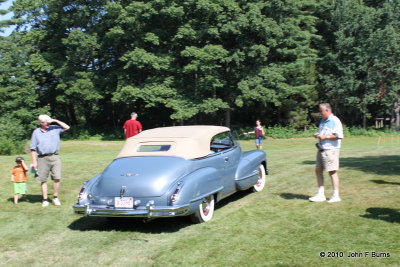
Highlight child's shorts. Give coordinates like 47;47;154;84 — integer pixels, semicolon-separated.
14;182;26;195
255;137;263;145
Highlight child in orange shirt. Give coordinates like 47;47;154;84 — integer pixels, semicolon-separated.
10;156;28;204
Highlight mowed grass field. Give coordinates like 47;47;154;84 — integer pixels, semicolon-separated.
0;137;399;267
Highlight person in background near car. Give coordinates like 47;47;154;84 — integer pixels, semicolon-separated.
10;156;28;204
30;115;70;207
247;120;265;150
309;103;344;203
123;112;143;139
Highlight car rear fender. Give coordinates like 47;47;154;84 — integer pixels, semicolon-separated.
76;174;101;205
171;167;223;208
235;150;267;190
85;174;101;189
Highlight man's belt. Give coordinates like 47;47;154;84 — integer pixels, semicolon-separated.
38;152;58;158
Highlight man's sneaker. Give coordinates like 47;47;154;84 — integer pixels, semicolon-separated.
327;196;341;203
309;194;326;202
42;200;50;207
52;198;61;206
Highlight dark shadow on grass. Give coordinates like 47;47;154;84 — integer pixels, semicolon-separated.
26;194;44;203
7;194;43;204
340;156;400;176
279;193;310;200
68;190;254;232
370;179;400;185
360;208;400;224
68;216;192;233
303;155;400;176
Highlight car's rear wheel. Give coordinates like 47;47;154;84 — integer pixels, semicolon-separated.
253;164;266;192
190;195;215;223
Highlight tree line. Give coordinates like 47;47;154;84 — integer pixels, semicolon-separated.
0;0;399;153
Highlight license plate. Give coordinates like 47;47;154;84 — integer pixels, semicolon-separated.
114;197;134;208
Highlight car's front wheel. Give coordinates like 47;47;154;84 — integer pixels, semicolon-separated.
190;195;215;223
253;164;266;192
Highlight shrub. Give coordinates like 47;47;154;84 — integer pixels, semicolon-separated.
0;116;29;155
345;126;400;137
231;126;318;139
62;126;124;141
0;137;25;155
232;125;399;140
63;128;92;140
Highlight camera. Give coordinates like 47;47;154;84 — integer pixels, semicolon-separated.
315;143;324;152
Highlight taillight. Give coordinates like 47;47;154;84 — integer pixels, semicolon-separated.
170;182;183;203
78;187;86;199
171;188;180;202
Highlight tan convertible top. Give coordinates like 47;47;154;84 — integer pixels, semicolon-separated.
117;125;230;159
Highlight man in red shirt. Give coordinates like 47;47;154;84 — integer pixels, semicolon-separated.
123;112;143;139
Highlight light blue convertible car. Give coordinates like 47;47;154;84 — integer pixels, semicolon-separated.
73;125;267;223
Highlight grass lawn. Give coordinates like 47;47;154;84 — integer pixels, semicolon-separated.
0;137;399;267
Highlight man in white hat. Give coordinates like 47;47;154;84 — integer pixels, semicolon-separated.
30;115;70;207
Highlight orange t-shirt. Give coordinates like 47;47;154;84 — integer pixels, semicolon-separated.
11;166;27;182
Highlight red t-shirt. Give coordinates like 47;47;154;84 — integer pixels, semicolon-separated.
123;120;142;139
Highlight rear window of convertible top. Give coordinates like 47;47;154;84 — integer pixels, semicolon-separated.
136;144;172;152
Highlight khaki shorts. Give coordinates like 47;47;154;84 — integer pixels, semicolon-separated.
316;149;340;172
36;154;62;182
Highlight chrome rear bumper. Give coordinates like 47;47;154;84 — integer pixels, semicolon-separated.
73;203;190;218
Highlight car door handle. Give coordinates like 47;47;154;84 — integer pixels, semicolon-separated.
224;157;229;162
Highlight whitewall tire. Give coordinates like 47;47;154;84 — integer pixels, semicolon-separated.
190;195;215;223
253;164;266;192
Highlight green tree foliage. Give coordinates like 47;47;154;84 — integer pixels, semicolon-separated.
110;0;321;126
0;33;47;154
318;0;400;128
7;0;321;128
0;0;12;29
0;0;397;147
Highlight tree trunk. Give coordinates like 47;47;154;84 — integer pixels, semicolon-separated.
225;108;231;127
111;103;118;129
68;104;77;125
391;95;400;130
362;114;367;129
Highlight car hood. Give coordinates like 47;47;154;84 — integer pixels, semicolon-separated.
91;156;190;197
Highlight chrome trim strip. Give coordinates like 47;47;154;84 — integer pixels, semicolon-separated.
235;170;258;181
189;186;224;203
73;203;190;218
73;204;87;214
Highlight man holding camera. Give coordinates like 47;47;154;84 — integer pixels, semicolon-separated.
309;103;344;203
30;115;70;207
